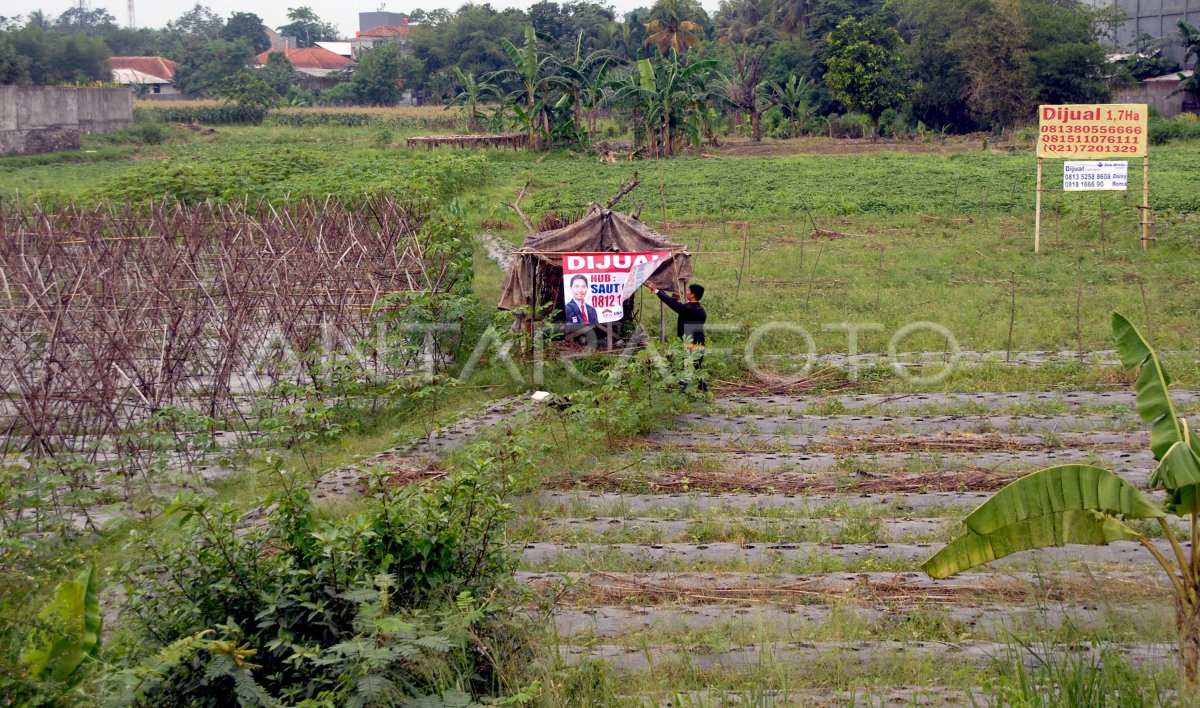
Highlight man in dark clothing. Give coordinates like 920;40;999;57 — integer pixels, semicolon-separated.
645;281;707;392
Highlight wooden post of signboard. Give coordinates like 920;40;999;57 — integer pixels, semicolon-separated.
659;300;665;343
1034;158;1043;253
1141;156;1150;250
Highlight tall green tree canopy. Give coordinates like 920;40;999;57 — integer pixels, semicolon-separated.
346;42;423;105
168;4;225;39
220;12;270;54
172;38;253;96
822;14;910;135
276;7;339;48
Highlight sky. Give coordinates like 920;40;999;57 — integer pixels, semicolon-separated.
5;1;722;41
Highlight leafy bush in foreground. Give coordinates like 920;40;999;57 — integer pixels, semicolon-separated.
108;449;529;705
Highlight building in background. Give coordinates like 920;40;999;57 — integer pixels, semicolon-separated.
1089;0;1200;64
108;56;179;96
255;47;354;88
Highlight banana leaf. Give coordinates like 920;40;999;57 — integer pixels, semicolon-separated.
1152;439;1200;514
922;509;1143;579
921;465;1162;579
1113;312;1183;460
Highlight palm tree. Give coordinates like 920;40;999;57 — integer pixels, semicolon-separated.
772;0;814;35
715;0;773;45
721;44;776;141
449;68;500;133
496;25;568;149
643;0;706;56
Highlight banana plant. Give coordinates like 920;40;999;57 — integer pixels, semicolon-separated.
556;31;620;140
496;25;569;149
449;68;500;133
612;51;717;156
767;74;815;138
922;312;1200;684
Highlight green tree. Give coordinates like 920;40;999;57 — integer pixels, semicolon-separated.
348;43;423;105
54;6;118;36
220;12;270;54
50;33;111;82
945;0;1031;132
1018;0;1109;105
215;70;278;110
773;0;815;35
258;51;298;97
822;15;910;138
276;7;339;49
0;20;109;85
173;39;253;96
167;4;225;39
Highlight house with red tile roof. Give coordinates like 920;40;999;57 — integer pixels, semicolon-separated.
354;21;417;54
108;56;180;95
255;47;355;87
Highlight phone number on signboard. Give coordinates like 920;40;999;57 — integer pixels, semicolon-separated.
1043;145;1142;153
1040;134;1141;144
1040;125;1143;135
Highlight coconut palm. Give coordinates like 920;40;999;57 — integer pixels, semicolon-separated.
643;0;706;55
772;0;814;35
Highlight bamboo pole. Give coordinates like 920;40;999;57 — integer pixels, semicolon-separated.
1034;157;1043;253
1141;155;1150;250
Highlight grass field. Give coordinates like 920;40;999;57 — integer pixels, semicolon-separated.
5;122;1200;703
5;128;1198;371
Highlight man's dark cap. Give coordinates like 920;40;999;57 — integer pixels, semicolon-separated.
689;284;705;300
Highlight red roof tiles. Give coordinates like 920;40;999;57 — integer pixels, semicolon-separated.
108;56;177;81
255;47;355;70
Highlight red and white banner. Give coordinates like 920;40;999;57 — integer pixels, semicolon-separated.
562;252;669;325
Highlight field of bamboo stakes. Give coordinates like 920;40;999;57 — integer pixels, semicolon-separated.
0;197;469;481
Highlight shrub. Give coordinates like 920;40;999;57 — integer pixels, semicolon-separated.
109;449;529;704
827;113;873;139
1149;113;1200;145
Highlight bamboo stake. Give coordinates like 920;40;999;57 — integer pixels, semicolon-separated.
1034;157;1043;253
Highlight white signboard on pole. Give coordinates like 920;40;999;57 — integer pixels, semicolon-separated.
1062;161;1128;191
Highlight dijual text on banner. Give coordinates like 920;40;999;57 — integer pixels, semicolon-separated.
562;252;669;324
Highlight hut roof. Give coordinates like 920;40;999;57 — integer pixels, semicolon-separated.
497;204;693;312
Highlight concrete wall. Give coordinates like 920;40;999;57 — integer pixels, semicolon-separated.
1088;0;1200;66
0;86;132;156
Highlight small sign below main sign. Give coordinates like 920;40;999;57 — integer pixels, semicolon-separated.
1062;161;1128;191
